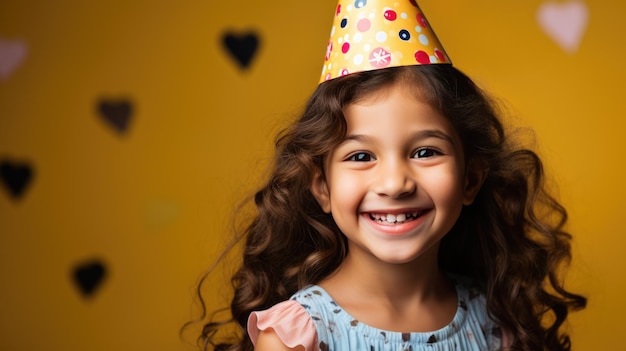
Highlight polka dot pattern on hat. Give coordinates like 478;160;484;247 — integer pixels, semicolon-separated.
320;0;451;83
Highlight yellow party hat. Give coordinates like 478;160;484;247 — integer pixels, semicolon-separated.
320;0;451;83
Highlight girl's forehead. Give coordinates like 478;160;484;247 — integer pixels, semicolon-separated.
344;85;449;129
348;81;433;112
338;81;461;150
343;83;434;121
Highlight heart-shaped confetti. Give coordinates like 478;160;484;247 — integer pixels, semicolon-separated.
537;0;589;54
97;98;134;134
72;259;107;298
0;159;34;200
222;31;261;69
0;39;28;81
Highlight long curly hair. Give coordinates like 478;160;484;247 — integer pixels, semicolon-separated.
188;65;586;351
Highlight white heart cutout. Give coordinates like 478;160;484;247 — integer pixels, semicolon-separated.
0;39;28;81
537;1;589;54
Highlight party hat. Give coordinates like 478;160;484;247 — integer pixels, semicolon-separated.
320;0;451;83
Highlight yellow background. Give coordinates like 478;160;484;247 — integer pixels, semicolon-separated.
0;0;622;350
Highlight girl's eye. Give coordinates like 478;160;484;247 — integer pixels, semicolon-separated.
347;152;374;162
413;148;441;158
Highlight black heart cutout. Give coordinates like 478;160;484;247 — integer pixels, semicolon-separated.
0;159;34;200
72;259;107;298
222;31;261;69
97;98;133;134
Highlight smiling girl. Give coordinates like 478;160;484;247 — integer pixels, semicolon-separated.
190;1;586;350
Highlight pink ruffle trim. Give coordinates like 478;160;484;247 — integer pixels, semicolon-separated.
247;300;317;351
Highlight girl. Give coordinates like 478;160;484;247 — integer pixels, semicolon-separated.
190;1;586;350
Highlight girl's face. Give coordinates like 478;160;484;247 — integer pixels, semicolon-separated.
311;82;482;266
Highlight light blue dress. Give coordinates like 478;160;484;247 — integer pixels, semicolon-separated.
289;278;503;351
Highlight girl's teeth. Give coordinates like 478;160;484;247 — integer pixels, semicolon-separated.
371;212;418;223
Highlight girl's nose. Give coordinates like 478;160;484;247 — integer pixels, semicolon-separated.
373;160;417;198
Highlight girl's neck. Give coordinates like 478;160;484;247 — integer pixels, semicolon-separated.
318;247;458;333
320;246;451;304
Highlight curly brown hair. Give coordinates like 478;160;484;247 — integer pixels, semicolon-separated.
186;65;586;351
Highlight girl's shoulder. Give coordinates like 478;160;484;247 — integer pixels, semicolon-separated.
247;297;318;351
246;285;335;351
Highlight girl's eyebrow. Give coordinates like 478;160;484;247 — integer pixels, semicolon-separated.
415;130;456;146
343;129;456;146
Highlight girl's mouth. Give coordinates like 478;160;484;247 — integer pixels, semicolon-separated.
369;210;425;224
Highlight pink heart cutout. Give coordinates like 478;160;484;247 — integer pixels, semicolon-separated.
537;1;589;54
0;39;28;81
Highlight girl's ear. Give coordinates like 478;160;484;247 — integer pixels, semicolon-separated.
463;160;488;206
310;170;331;213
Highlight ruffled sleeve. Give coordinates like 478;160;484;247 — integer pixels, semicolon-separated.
247;300;318;351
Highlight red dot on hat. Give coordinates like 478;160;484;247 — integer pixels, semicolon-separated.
357;18;371;32
336;4;341;16
435;49;446;62
342;42;351;54
384;10;397;21
417;13;428;28
415;50;430;64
